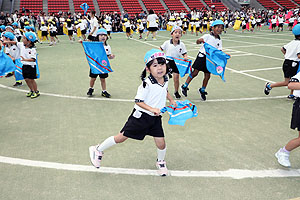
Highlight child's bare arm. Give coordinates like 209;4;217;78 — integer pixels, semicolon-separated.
20;56;35;62
281;47;286;55
136;102;160;116
196;38;204;44
167;92;177;107
288;82;300;90
3;40;17;45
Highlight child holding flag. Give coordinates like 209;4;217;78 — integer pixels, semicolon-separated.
264;24;300;99
275;71;300;168
160;26;188;99
181;20;225;101
89;49;176;176
4;32;39;98
86;28;115;98
3;32;22;86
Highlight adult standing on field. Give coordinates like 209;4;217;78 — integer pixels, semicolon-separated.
145;9;159;41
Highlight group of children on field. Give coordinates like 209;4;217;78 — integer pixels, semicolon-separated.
2;14;300;176
1;23;39;98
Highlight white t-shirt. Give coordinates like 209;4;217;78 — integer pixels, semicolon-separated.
160;39;187;58
7;44;20;59
40;26;48;31
89;17;99;36
17;42;37;66
198;34;222;57
147;14;158;28
283;40;300;61
103;23;112;31
134;75;168;116
291;72;300;97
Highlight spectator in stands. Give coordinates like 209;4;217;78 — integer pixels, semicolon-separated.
0;12;6;25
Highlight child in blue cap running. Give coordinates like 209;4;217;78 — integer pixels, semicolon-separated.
89;49;176;176
264;24;300;100
181;20;224;101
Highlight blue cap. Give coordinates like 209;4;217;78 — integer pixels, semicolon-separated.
171;25;182;34
3;32;15;40
144;49;166;65
211;20;224;27
0;25;5;30
293;24;300;36
5;25;14;31
12;22;18;26
24;32;36;42
96;28;107;35
24;26;31;30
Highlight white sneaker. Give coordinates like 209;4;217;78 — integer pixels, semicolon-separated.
156;160;168;176
275;148;291;168
89;145;103;168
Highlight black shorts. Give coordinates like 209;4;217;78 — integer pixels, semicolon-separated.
139;29;144;34
278;23;283;28
121;109;164;140
42;31;48;36
289;23;294;27
203;24;207;29
147;27;158;32
68;30;73;36
282;59;299;78
272;24;276;28
107;31;111;35
257;23;261;27
89;70;109;79
291;98;300;131
167;59;179;74
251;23;256;27
81;29;87;34
225;24;229;28
22;65;37;79
126;27;131;33
192;54;209;73
196;27;200;31
183;27;188;31
88;35;97;41
50;31;56;37
242;25;246;29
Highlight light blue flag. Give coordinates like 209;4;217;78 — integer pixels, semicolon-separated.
14;57;40;81
166;56;192;78
14;58;23;81
80;3;89;15
160;100;198;126
82;41;113;74
0;48;16;77
204;43;231;82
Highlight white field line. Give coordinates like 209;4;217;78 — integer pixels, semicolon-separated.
224;33;291;41
1;156;300;179
0;84;285;102
240;67;282;73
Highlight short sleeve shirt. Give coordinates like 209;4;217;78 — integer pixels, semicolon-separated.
160;39;187;58
198;33;222;57
134;75;168;116
283;40;300;61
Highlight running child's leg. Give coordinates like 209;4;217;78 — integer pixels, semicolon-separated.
154;137;168;176
89;77;96;88
181;69;199;97
275;131;300;168
173;72;180;93
100;78;106;91
285;131;300;151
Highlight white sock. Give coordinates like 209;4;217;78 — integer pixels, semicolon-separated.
157;148;166;161
96;136;116;152
282;146;290;154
